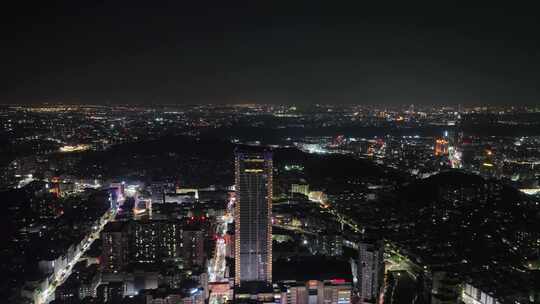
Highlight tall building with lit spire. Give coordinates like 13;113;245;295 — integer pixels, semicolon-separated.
234;147;273;286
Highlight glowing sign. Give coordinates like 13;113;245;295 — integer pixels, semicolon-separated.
59;144;91;153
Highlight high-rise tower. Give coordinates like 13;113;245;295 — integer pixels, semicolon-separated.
358;240;384;304
234;147;273;286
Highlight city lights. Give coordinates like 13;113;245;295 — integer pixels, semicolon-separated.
2;2;540;303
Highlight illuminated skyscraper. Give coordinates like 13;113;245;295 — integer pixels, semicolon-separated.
234;147;273;286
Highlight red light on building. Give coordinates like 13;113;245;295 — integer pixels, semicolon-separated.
223;234;231;244
332;135;345;147
330;278;346;284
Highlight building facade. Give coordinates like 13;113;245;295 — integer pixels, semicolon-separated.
234;148;273;285
101;222;130;272
278;280;352;304
358;240;384;304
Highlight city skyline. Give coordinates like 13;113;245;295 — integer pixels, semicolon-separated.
0;103;538;303
1;2;539;304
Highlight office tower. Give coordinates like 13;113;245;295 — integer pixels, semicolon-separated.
234;147;273;285
101;222;129;272
358;240;384;304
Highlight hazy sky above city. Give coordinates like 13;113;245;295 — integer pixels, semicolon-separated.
2;2;539;105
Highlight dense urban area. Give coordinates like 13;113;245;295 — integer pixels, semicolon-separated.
0;104;539;304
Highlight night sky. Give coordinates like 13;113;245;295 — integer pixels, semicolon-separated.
2;2;539;105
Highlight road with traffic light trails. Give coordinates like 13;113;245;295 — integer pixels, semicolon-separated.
308;191;362;233
385;270;417;304
37;208;116;304
208;216;230;283
208;195;234;304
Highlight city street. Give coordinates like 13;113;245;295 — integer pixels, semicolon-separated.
208;196;234;304
37;208;117;304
